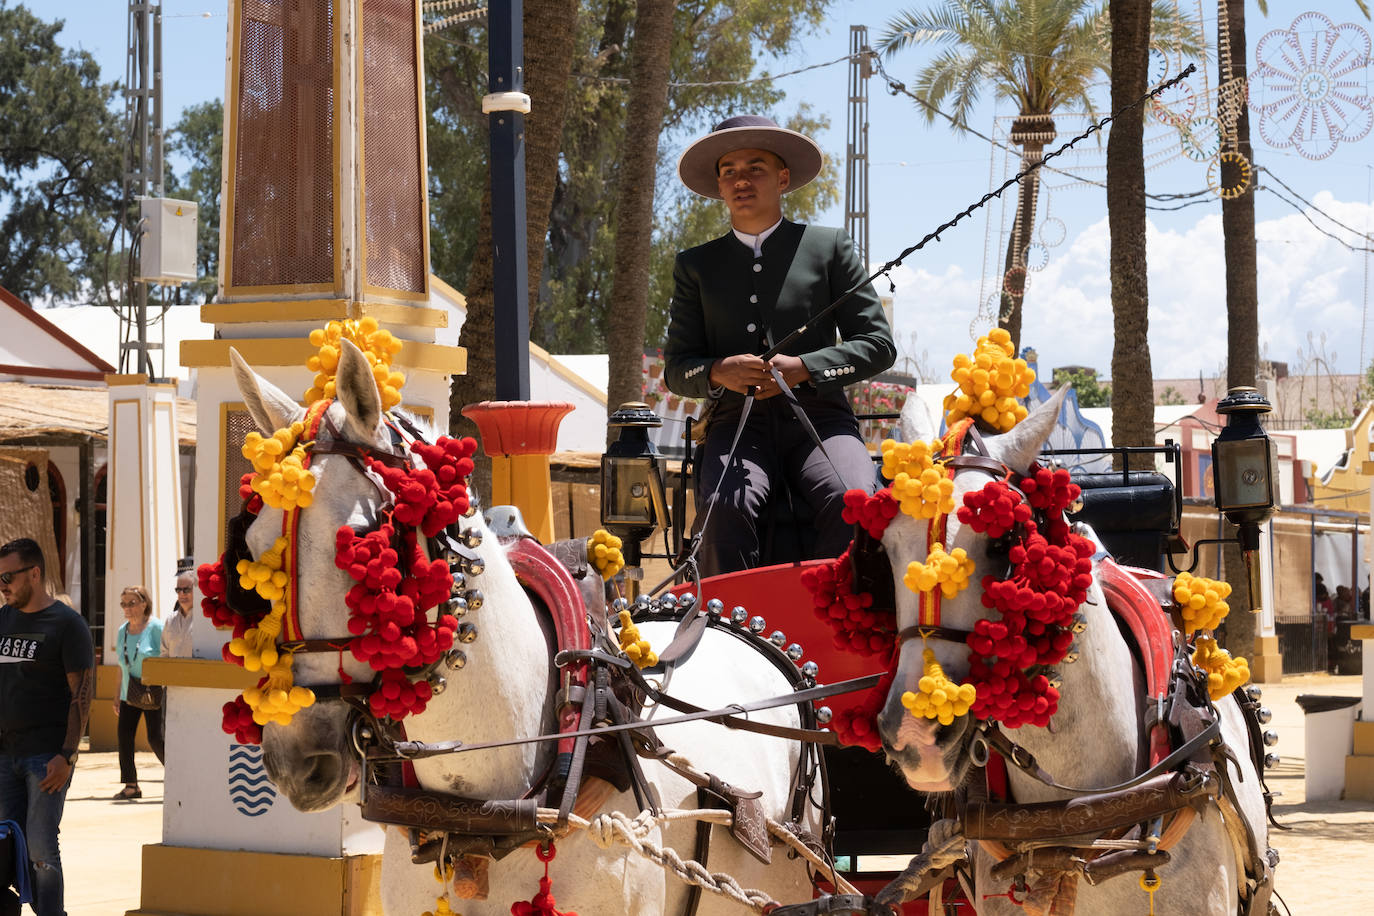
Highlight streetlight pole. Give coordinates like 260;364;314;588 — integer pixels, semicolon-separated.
486;0;531;401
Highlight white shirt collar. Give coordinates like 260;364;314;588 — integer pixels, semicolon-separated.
732;218;783;257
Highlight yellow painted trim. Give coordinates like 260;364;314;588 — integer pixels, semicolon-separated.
105;373;149;386
140;656;261;689
108;398;147;582
183;338;466;374
202;299;447;327
429;273;467;309
1352;624;1374;641
133;844;382;916
530;342;608;405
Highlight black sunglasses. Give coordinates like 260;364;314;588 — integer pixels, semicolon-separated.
0;566;35;585
174;586;193;594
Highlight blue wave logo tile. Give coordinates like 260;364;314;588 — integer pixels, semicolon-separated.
227;744;276;817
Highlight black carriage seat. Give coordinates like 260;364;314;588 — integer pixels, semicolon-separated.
1067;471;1179;573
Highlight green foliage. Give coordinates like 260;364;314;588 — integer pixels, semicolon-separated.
0;2;123;303
422;0;838;354
1304;403;1356;430
1053;368;1112;408
1157;385;1186;406
165;100;223;303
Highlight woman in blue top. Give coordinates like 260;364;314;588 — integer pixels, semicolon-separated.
113;586;164;800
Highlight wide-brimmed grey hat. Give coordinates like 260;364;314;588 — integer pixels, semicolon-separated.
677;115;823;200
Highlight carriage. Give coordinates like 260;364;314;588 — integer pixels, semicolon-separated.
203;324;1280;916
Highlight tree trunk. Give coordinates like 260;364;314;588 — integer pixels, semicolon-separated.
1108;0;1155;449
998;127;1048;354
604;0;675;420
1220;0;1259;391
448;0;578;490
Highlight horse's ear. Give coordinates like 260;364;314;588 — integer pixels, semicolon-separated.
987;385;1071;473
231;347;305;433
899;392;938;443
335;338;383;441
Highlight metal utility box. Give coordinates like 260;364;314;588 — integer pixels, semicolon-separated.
136;197;198;283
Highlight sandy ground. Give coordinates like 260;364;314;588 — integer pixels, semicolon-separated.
42;675;1374;915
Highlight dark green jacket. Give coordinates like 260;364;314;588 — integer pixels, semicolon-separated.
663;220;895;411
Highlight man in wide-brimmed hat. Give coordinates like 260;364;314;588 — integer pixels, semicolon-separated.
664;115;895;576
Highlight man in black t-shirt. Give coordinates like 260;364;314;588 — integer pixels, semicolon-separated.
0;538;94;916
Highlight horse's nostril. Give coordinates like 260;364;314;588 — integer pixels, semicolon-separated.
301;751;342;789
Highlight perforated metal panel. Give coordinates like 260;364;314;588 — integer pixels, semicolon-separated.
362;0;427;293
229;0;336;289
223;409;257;551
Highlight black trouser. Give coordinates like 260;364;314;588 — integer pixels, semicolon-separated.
117;701;165;785
695;397;878;577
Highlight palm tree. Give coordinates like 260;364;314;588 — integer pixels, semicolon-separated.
878;0;1198;354
605;0;676;423
879;0;1109;354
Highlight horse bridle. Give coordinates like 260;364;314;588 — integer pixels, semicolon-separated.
246;406;487;734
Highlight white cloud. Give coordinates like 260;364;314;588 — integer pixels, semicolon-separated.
886;196;1373;381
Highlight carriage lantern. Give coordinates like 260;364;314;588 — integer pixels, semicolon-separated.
601;402;670;569
1210;386;1278;612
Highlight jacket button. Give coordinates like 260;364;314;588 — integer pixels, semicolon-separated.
752;263;762;273
749;294;758;303
746;323;756;333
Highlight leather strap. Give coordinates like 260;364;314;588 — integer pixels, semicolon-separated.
896;624;975;645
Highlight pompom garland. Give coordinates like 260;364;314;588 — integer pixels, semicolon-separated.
881;438;955;520
243;423;317;511
902;648;977;725
800;546;896;658
903;544;976;599
824;670;895;752
587;529;625;581
198;557;234;629
841;488;899;539
1173;571;1232;635
942;329;1034;432
957;480;1032;538
368;436;478;539
615;610;658;668
221;696;263;745
304;317;405;410
1019;467;1081;514
1191;636;1250;700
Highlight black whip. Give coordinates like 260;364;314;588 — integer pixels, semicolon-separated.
760;62;1198;361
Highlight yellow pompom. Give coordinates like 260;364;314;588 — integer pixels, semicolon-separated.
943;329;1037;432
903;544;975;599
587;529;625;581
1191;636;1250;701
240;654;315;727
616;609;658;668
301;318;406;409
901;648;977;725
1172;571;1232;634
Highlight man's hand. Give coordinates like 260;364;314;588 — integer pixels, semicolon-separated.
710;354;812;399
40;754;71;794
710;354;774;395
767;354;811;391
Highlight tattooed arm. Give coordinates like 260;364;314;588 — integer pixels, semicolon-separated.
40;667;94;793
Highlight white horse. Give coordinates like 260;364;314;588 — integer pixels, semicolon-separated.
228;341;818;915
874;389;1274;915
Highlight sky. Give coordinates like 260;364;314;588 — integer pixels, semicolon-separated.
36;0;1374;383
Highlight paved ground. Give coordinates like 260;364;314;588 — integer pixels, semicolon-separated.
47;674;1373;915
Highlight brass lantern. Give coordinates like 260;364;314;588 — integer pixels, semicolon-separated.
1211;386;1277;612
601;402;670;567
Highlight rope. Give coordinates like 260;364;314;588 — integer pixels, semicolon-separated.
874;818;968;907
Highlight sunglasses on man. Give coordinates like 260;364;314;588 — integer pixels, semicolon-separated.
174;586;193;594
0;566;35;585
